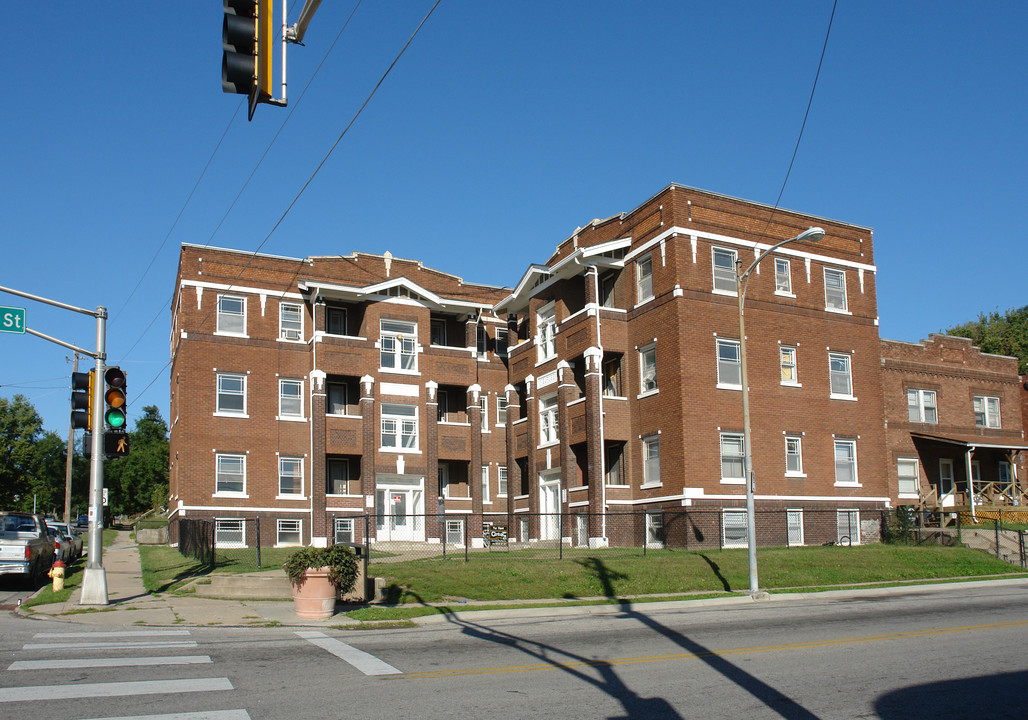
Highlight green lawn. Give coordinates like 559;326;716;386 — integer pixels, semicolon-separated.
138;545;297;593
368;544;1024;604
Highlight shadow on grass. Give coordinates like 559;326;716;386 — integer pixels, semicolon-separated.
699;554;733;592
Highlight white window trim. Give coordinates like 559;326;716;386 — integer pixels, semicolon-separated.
774;257;795;297
722;509;748;548
215;372;248;418
784;435;805;477
837;509;861;545
380;403;420;453
216;294;247;337
897;457;920;498
973;395;1001;429
641;434;661;488
496;397;508;427
711;246;738;297
497;466;508;497
214;453;248;498
278;302;304;342
276;519;303;547
278;378;305;420
823;267;849;314
716;338;742;391
907;388;938;424
480;395;490;433
833;439;861;487
779;346;801;387
277;456;306;500
379;320;419;374
636;253;654;305
481;465;490;504
720;432;746;485
638;343;658;398
536;302;558;362
539;394;559;448
828;352;856;401
787;509;804;547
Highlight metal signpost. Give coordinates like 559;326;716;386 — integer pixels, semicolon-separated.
0;284;110;604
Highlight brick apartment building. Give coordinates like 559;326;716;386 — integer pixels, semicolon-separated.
170;183;1023;551
881;334;1028;513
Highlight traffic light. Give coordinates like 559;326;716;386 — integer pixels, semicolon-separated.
71;370;94;431
104;431;130;459
222;0;274;121
103;367;128;431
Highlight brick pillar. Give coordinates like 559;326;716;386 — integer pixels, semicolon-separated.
525;374;538;540
425;381;441;542
359;374;376;539
557;361;575;543
468;383;484;546
310;369;328;545
583;347;606;545
504;383;518;534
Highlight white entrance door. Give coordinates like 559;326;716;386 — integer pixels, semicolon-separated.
375;476;425;541
539;471;560;541
939;459;955;507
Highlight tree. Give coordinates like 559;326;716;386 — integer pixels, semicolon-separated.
103;405;169;516
946;306;1028;373
0;395;66;512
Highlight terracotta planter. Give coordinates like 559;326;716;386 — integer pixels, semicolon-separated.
290;567;338;619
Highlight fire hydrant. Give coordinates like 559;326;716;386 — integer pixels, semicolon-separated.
49;560;65;592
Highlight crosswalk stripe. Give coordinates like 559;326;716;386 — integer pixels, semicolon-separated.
9;655;212;671
0;677;233;703
22;641;197;651
295;630;401;676
78;711;251;720
33;630;192;639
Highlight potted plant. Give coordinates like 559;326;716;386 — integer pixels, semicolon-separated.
283;545;359;619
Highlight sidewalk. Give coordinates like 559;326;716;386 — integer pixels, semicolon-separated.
18;532;1028;628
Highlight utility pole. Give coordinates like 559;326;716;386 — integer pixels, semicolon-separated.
64;352;78;524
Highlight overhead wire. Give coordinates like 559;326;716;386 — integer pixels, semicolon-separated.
129;0;441;406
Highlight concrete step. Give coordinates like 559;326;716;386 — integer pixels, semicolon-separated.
189;573;292;599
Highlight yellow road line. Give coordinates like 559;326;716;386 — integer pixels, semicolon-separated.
392;619;1028;680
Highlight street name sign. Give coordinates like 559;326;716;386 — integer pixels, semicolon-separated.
0;306;26;334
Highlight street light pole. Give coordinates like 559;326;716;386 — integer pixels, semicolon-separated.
736;226;825;595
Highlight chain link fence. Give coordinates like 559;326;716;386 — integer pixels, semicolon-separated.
170;517;263;569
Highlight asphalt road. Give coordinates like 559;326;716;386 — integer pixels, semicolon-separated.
2;580;1027;719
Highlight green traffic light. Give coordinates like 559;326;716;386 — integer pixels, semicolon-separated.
105;408;127;429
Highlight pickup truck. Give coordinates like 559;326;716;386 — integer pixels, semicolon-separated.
0;512;56;587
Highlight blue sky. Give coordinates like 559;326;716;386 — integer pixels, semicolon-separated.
2;1;1025;435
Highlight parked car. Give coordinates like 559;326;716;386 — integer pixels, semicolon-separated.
0;512;56;587
47;525;72;564
48;522;83;562
75;514;88;529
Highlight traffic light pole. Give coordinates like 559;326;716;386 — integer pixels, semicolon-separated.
0;284;109;605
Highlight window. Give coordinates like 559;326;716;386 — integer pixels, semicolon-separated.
327;457;359;495
717;339;742;388
327;381;350;415
381;403;418;451
334;518;354;544
787;510;804;546
785;436;803;475
780;346;798;384
498;466;508;496
216;373;246;415
519;517;529;543
897;458;919;496
496;396;508;426
603;356;622;396
723;510;748;548
774;258;792;294
277;519;302;546
605;444;624;485
539;394;558;445
477;325;488;359
834;439;858;485
479;395;489;432
217;294;246;335
645;512;664;548
600;272;616;308
481;466;490;503
496;328;509;357
999;461;1013;487
279;379;303;418
279;302;302;340
973;395;1000;428
828;353;853;397
436;389;449;423
642;435;660;486
430;318;447;346
380;320;417;371
906;389;937;423
446;519;464;545
837;510;859;545
326;307;347;335
215;519;245;548
712;247;737;293
720;433;745;482
278;457;303;496
639;344;657;394
824;268;848;311
636;253;653;303
537;303;557;361
215;454;245;495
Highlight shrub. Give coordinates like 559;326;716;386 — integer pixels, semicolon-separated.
283;545;358;593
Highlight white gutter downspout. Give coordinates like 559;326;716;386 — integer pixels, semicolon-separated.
966;446;976;523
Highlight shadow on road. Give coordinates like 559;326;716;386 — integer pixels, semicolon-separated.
429;557;820;720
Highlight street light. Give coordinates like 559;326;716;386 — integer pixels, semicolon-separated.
737;226;825;595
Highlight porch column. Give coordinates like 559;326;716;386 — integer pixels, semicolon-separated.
425;381;441;542
965;446;976;523
309;369;328;546
359;374;377;539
